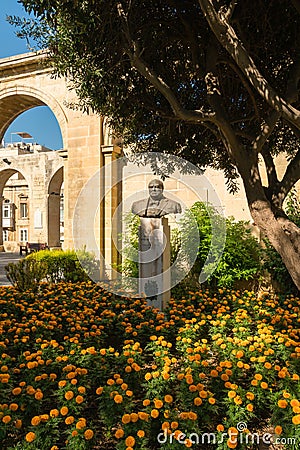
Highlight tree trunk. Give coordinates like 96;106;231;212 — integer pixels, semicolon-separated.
237;159;300;290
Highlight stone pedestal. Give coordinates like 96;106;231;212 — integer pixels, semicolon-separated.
139;217;170;310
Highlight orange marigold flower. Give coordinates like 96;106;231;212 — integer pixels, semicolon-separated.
50;409;59;418
31;416;41;426
125;436;135;447
58;380;67;388
15;419;22;429
164;395;173;403
9;403;18;412
12;387;22;395
290;399;299;407
96;387;103;395
122;414;131;424
188;411;197;420
84;429;94;440
274;426;282;435
137;429;145;438
151;409;159;418
76;395;84;404
292;415;300;425
60;406;69;416
194;397;202;406
130;413;139;422
171;421;178;429
65;391;74;400
114;394;123;404
154;399;163;409
278;399;288;408
228;391;236;399
2;415;11;424
25;432;36;443
115;428;124;438
208;397;216;405
65;416;75;425
216;424;224;432
246;404;254;412
35;391;43;401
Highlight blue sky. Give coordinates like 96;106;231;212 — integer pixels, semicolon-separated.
0;0;63;150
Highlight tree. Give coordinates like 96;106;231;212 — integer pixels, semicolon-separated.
13;0;300;289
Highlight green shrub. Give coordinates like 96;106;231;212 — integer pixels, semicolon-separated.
26;248;99;283
5;258;47;292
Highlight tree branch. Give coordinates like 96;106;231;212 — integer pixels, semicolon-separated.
199;0;300;130
276;149;300;201
260;147;279;188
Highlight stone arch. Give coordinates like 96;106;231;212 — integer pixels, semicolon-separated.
48;167;64;247
0;85;68;148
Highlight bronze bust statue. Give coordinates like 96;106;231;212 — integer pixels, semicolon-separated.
131;179;182;218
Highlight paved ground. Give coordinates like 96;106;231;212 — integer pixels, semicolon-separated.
0;252;22;286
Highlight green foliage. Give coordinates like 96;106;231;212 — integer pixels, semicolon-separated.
262;189;300;293
5;258;47;292
180;202;262;289
26;248;99;283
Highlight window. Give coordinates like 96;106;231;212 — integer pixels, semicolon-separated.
3;230;8;241
20;229;28;242
3;204;10;218
20;202;28;218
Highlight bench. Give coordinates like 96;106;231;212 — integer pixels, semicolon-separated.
19;242;48;256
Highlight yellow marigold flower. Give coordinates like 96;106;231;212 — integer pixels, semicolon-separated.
114;394;123;404
137;429;145;438
65;416;75;425
84;429;94;440
122;414;131;424
115;428;124;438
292;415;300;425
60;406;69;416
65;391;74;400
12;387;22;396
228;391;236;399
2;415;11;424
76;395;84;404
145;373;152;381
151;409;159;418
31;416;41;426
125;436;135;447
25;432;36;443
50;409;59;418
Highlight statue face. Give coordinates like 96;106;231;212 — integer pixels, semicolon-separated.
148;180;163;200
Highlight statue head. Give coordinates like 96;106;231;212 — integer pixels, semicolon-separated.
148;179;164;201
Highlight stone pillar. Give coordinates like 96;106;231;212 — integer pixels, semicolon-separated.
47;193;61;247
139;217;171;310
100;144;122;279
0;196;4;250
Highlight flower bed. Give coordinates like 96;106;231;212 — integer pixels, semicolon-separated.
0;282;299;449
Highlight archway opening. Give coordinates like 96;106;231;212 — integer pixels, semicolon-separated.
3;106;63;151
